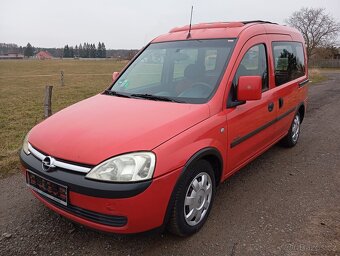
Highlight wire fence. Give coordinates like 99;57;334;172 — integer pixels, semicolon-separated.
309;59;340;68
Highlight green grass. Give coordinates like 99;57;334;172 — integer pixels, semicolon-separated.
0;59;126;178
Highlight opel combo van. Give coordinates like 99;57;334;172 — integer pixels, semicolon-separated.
20;21;308;236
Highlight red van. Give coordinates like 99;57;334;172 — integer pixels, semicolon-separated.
20;21;308;236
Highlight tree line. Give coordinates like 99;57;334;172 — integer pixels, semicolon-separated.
0;43;35;57
0;42;138;60
63;42;106;58
0;43;22;55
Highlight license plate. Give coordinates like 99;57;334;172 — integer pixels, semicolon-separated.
26;170;68;206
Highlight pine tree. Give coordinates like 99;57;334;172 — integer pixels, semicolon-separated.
89;43;95;58
78;44;82;58
69;46;74;58
24;43;34;57
97;42;102;58
85;43;90;58
75;45;79;57
101;42;106;58
63;45;70;58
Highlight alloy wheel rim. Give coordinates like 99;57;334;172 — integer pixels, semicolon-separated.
292;115;300;143
184;172;212;226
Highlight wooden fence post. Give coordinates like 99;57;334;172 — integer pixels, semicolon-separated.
60;71;64;86
44;85;53;118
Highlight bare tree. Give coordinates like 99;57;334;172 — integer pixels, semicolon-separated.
286;7;340;59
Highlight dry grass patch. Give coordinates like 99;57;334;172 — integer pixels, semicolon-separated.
0;59;126;177
309;68;327;84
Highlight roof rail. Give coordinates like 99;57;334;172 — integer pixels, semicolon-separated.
241;20;278;25
169;21;279;33
169;22;244;33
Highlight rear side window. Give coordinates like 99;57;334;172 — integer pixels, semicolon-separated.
272;42;306;86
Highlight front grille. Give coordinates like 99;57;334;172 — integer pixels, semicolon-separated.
28;143;92;174
39;193;128;227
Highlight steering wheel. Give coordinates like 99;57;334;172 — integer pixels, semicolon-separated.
178;82;212;98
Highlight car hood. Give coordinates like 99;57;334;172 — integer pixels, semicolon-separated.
29;94;210;165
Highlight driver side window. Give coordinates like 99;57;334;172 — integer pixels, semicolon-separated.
229;44;268;103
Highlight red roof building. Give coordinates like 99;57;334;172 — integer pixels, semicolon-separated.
35;51;52;60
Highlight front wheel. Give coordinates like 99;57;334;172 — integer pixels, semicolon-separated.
167;160;216;236
280;112;301;147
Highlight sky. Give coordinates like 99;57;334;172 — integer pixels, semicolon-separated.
1;0;339;49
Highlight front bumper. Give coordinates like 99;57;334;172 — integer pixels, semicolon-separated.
20;150;181;233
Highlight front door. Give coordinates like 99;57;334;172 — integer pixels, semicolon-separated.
226;36;277;173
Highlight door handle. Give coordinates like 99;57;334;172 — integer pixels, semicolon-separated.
279;98;284;108
268;102;274;112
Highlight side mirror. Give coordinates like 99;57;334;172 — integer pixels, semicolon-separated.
112;72;120;82
237;76;262;101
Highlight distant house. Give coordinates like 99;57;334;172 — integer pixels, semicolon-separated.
0;52;24;59
35;51;52;60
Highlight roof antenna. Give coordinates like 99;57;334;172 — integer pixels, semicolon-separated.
187;6;194;39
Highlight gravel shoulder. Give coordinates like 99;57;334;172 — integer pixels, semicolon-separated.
1;73;339;256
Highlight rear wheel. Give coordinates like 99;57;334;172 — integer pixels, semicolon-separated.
167;160;216;236
280;112;301;147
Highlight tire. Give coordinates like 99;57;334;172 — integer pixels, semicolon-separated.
280;112;301;148
167;159;216;236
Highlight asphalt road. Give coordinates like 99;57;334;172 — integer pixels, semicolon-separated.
1;72;339;256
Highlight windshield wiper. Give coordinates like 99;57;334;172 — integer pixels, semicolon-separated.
130;93;183;103
103;89;132;98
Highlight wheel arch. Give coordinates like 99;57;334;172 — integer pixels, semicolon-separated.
183;147;223;185
297;102;305;123
162;147;223;229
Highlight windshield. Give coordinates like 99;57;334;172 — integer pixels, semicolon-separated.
109;39;235;104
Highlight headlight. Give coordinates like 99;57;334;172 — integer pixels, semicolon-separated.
86;152;156;182
22;132;30;155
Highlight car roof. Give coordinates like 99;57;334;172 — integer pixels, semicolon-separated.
151;21;303;43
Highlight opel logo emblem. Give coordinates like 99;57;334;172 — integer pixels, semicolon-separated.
42;156;56;171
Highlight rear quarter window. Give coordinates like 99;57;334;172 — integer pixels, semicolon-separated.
272;42;306;86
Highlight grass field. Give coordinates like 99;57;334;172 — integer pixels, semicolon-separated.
0;60;331;178
0;59;126;177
